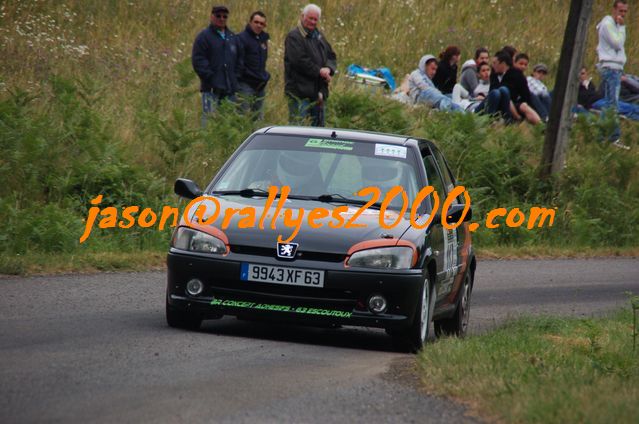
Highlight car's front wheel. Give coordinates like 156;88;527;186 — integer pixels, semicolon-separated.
166;297;202;330
392;277;435;352
434;271;472;337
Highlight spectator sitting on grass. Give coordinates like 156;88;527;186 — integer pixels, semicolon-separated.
620;73;639;104
462;62;512;119
460;47;489;94
432;46;461;95
453;62;490;112
578;67;639;121
501;45;518;61
408;55;464;112
515;53;550;121
513;52;529;73
491;50;541;125
527;63;552;121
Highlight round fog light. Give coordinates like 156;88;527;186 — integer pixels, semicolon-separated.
368;294;387;314
186;279;204;296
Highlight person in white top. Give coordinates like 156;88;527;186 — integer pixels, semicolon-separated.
596;0;629;148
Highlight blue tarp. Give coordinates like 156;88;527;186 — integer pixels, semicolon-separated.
346;64;396;91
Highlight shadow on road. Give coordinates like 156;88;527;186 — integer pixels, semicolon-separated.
189;317;404;353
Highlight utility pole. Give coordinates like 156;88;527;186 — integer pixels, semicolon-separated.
540;0;594;179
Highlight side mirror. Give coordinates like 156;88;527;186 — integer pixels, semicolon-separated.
444;203;473;223
174;178;203;200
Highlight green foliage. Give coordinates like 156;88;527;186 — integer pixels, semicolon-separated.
419;310;639;423
0;78;167;254
327;89;411;133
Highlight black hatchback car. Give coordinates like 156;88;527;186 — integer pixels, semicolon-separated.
167;126;476;350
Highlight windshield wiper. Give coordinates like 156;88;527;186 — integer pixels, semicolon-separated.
212;188;272;198
305;193;382;209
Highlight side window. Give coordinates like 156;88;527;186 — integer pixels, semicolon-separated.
432;148;455;193
432;147;465;205
423;155;446;203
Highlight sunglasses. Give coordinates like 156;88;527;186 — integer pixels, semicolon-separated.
215;14;228;19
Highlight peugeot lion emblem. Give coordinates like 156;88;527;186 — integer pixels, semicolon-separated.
277;242;299;259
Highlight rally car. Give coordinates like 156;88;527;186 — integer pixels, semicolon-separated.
166;126;476;351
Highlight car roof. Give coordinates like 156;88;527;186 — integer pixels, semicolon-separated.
258;126;422;148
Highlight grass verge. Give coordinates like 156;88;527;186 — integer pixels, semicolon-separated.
419;309;639;423
0;250;166;276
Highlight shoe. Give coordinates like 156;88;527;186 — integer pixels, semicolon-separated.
611;139;631;150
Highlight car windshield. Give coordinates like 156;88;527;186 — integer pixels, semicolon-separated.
210;134;422;210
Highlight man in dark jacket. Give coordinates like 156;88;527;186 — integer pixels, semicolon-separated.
490;50;541;124
192;5;243;126
284;4;337;127
238;11;270;119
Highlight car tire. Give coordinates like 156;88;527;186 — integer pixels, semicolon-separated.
393;277;435;353
166;297;202;330
434;272;472;337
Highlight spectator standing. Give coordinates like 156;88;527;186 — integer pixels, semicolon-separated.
192;5;243;126
237;11;270;120
408;55;464;112
596;0;629;148
284;4;337;127
460;47;489;94
432;46;461;95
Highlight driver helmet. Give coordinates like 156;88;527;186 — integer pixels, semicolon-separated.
276;151;321;191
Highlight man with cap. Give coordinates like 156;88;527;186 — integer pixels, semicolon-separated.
527;63;552;121
284;4;337;127
192;5;244;126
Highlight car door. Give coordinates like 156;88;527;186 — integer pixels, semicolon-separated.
431;146;466;297
420;147;454;303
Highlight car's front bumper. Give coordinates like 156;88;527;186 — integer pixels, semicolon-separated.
167;250;425;329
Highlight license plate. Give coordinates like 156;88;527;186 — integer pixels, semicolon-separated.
240;263;325;288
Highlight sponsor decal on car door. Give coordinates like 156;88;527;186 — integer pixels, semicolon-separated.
441;226;458;295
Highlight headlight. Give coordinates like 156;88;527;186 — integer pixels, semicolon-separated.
347;246;414;269
172;227;227;254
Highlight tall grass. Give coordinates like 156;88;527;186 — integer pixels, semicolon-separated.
1;0;639;273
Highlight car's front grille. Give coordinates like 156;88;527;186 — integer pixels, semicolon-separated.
230;245;345;262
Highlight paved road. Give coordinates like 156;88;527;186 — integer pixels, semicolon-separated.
1;258;637;423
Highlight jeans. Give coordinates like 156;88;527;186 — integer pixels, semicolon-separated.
237;81;266;120
475;87;511;119
287;95;325;127
598;67;622;141
593;98;639;121
417;89;464;112
201;91;237;127
530;92;552;121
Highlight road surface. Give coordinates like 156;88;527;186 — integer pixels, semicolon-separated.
1;258;637;423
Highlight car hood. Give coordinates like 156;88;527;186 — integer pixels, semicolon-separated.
184;196;414;254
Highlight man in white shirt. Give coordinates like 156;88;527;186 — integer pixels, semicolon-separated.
596;0;629;148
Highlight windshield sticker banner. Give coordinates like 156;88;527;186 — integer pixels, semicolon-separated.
210;298;353;318
305;138;354;151
375;143;407;158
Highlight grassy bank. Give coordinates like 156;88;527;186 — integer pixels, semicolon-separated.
419;308;639;423
1;1;639;273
